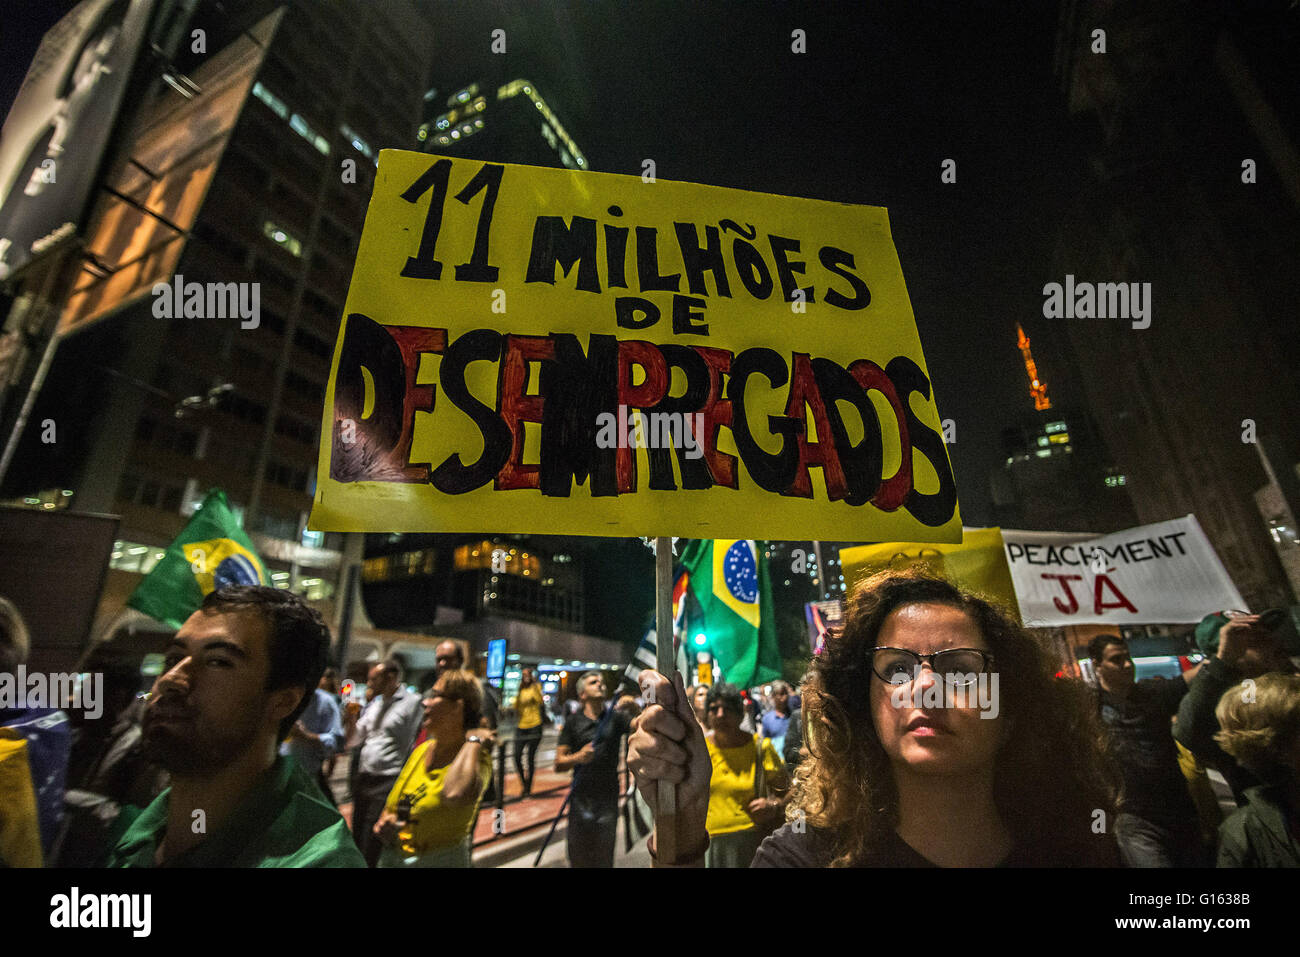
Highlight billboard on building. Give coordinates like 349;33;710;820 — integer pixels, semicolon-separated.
0;0;159;281
58;7;284;335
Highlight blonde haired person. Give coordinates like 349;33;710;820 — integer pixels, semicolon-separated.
1213;674;1300;867
511;667;545;797
374;669;494;867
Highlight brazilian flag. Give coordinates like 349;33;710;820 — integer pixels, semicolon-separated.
126;488;269;630
679;540;781;689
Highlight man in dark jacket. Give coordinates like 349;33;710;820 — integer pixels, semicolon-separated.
1090;634;1205;867
1174;609;1298;805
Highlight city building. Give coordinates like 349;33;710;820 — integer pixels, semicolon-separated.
419;78;588;171
0;0;437;639
988;322;1137;532
1052;0;1300;609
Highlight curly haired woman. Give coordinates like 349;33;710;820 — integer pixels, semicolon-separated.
628;568;1120;867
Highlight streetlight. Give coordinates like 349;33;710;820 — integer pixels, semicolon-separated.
174;382;233;419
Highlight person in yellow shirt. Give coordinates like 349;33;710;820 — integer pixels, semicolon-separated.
511;667;546;797
703;683;787;867
373;669;494;867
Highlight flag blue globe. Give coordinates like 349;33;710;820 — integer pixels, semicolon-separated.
214;553;261;589
722;540;758;604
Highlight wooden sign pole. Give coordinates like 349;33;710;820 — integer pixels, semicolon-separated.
653;535;678;863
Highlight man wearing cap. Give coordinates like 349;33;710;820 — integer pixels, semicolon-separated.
1175;609;1298;805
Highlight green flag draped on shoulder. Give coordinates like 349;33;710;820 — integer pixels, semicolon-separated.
679;539;781;689
126;488;268;630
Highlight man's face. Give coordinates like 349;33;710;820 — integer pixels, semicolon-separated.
772;685;790;712
579;674;605;705
142;609;298;776
367;664;393;698
521;668;534;685
435;642;463;675
1095;643;1135;691
692;684;709;715
1220;617;1292;678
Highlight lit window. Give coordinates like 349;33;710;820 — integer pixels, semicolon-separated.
252;82;288;119
289;114;330;155
262;221;303;257
340;123;374;160
1049;433;1070;444
1045;421;1068;434
1035;449;1051;458
1037;436;1050;447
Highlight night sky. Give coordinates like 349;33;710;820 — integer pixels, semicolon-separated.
2;0;1086;525
422;0;1084;526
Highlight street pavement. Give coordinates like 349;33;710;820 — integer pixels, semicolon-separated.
333;722;652;867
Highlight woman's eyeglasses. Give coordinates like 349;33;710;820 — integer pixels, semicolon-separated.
869;647;995;688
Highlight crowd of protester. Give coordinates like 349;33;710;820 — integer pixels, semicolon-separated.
627;569;1300;868
2;568;1298;868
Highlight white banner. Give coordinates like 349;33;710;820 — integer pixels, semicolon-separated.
1001;515;1245;626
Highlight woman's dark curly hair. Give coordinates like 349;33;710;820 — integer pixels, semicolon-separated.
788;567;1118;866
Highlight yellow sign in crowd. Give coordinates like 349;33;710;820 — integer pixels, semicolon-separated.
310;150;960;542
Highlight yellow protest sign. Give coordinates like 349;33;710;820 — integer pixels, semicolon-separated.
309;150;960;541
840;528;1020;620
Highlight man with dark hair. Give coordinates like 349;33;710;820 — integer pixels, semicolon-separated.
351;656;423;866
435;639;499;730
107;586;363;866
760;680;793;755
1175;609;1299;804
555;671;631;867
1089;633;1206;867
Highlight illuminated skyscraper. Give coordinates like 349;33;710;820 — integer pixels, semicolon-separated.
1016;323;1052;411
992;325;1136;533
417;79;587;170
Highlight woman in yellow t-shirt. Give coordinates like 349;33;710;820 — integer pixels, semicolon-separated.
374;669;494;867
511;667;546;797
703;683;788;868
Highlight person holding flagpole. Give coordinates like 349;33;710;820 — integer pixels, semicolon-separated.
628;568;1119;867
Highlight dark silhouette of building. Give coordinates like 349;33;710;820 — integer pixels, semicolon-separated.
1;0;437;629
1050;0;1300;607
